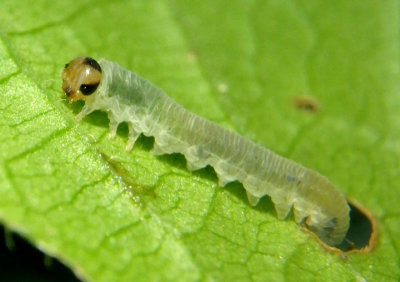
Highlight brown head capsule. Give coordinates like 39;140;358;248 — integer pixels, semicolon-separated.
62;57;102;103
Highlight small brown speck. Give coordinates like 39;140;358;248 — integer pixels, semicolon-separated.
292;95;320;113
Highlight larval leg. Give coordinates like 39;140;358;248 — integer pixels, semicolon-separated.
186;160;205;171
246;191;260;206
151;142;164;156
126;123;140;151
75;105;94;121
109;119;119;139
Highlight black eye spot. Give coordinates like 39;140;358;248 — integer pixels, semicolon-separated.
84;57;102;72
64;63;69;69
80;83;99;95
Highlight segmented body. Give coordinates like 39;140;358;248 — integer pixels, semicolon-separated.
64;58;350;246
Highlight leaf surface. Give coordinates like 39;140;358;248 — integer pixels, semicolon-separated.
0;0;398;281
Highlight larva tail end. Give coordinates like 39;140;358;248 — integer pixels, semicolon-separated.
305;213;349;246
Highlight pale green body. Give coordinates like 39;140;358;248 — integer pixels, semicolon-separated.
78;59;350;246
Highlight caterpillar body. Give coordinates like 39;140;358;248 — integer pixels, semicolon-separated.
62;57;350;246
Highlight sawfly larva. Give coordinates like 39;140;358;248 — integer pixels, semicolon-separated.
62;56;350;246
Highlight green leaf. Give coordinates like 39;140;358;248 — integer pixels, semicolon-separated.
0;0;399;281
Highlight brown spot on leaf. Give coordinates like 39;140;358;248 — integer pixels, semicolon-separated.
292;95;320;113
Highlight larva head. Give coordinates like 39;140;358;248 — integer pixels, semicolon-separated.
62;57;102;103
